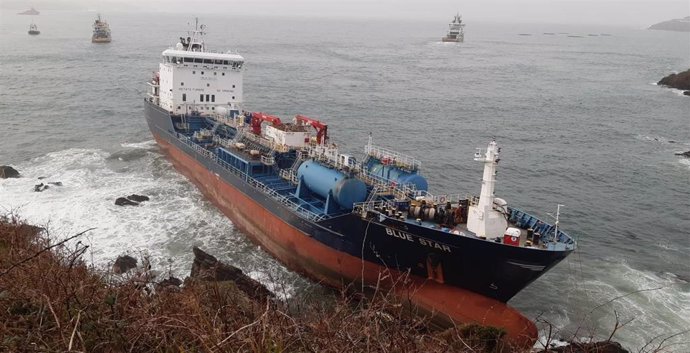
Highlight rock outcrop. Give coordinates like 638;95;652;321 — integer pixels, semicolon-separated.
33;183;49;192
114;194;150;206
658;69;690;96
538;341;628;353
127;194;150;202
190;247;274;302
115;197;139;206
113;255;138;274
0;166;20;179
675;151;690;158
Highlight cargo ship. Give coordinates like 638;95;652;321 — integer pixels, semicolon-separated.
442;13;465;42
144;19;576;348
92;14;111;43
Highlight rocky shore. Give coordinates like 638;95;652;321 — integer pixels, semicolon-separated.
658;69;690;96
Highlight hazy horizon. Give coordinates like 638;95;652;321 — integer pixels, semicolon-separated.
3;0;690;26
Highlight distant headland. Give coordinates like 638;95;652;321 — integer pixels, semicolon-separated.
17;7;39;15
648;16;690;32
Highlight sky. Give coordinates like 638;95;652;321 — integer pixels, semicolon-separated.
3;0;690;26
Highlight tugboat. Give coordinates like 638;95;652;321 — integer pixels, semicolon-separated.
442;13;465;42
28;23;40;35
92;14;111;43
144;19;576;349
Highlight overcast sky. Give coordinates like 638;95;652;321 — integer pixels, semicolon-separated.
4;0;689;26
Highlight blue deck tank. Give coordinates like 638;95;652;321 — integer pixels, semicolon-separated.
297;160;367;210
368;162;428;191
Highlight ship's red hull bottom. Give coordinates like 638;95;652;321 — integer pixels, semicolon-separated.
153;134;538;349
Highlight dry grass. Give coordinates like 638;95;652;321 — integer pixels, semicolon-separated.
0;216;511;353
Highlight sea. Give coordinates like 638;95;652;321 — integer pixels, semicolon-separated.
1;11;689;351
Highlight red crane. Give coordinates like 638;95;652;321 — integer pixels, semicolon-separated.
250;112;283;135
295;115;329;144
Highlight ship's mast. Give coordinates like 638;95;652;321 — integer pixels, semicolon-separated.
466;140;508;239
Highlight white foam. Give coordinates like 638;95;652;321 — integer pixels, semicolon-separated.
547;260;690;351
0;146;301;296
678;158;690;170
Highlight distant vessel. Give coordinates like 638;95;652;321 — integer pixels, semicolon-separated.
28;23;40;35
441;13;465;42
92;14;111;43
18;7;39;15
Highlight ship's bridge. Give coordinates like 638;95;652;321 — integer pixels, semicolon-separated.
158;48;245;115
161;49;244;68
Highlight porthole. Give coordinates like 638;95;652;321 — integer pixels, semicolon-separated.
201;71;204;75
206;83;210;87
192;71;196;74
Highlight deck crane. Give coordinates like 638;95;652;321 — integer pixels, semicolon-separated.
250;112;283;135
295;115;329;144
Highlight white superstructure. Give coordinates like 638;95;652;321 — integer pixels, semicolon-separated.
466;140;508;239
157;19;244;115
442;13;465;42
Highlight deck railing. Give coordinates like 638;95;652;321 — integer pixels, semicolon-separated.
364;144;421;171
177;135;328;222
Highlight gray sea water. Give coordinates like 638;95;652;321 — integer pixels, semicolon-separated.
1;11;689;351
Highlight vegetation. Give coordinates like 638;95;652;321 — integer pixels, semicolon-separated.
0;216;508;353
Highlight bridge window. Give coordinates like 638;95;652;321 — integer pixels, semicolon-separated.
205;94;209;102
182;94;186;102
203;59;213;64
211;95;215;102
214;59;222;64
200;94;204;102
184;57;193;63
223;60;229;65
194;58;202;63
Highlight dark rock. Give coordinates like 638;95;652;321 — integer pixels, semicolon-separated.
684;91;690;96
48;181;63;186
127;194;150;202
37;176;46;180
537;341;628;353
115;197;139;206
675;151;690;158
191;247;274;301
156;276;183;291
33;183;49;192
658;69;690;91
113;255;138;274
0;166;20;179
